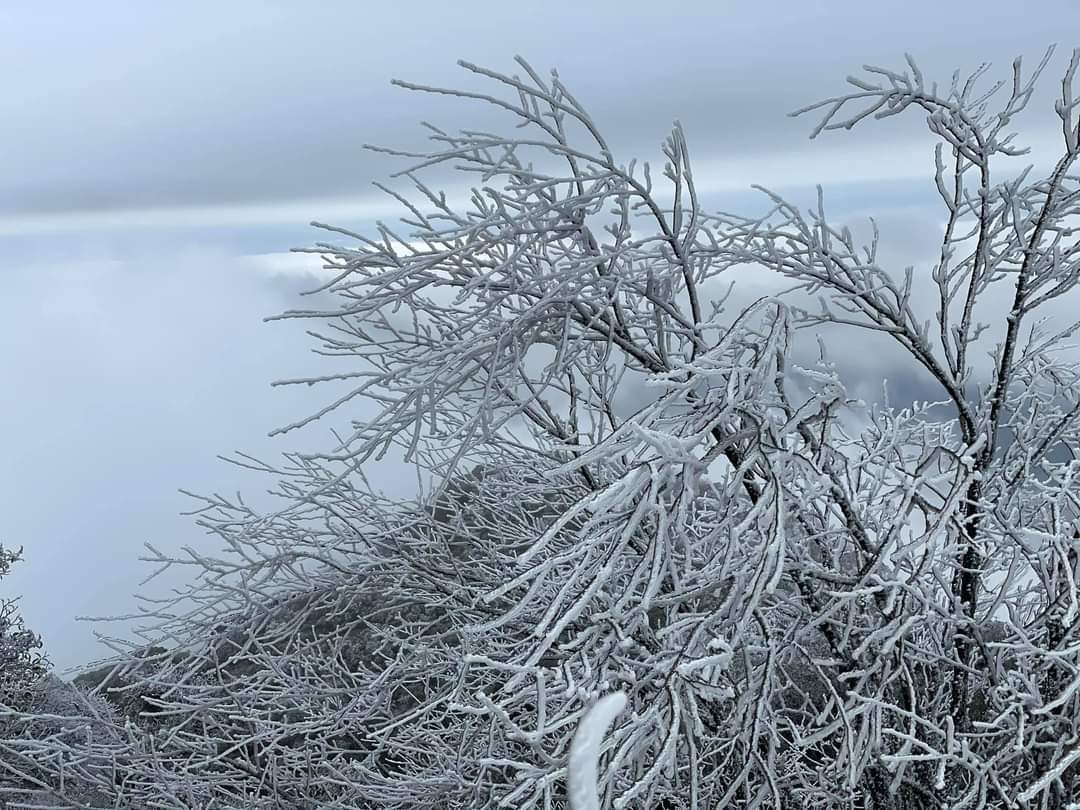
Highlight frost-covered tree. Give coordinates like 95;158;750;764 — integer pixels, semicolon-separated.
0;546;48;716
6;47;1080;809
0;545;67;804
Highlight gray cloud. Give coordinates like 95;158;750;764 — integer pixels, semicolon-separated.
0;1;1075;223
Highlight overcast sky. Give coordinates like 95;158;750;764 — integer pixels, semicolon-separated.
4;1;1079;673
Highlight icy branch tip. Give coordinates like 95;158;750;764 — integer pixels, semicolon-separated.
567;691;627;810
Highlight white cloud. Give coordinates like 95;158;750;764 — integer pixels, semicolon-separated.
242;250;334;278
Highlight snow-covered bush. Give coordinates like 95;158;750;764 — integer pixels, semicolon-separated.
0;546;49;718
0;674;125;808
6;47;1080;809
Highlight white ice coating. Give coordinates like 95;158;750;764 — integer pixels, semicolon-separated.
567;691;627;810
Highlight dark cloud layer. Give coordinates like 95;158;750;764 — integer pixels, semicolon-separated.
1;1;1075;223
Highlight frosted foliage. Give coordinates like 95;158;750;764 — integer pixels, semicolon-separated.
3;48;1080;809
0;546;48;717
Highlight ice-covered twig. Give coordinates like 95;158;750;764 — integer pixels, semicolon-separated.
567;691;627;810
